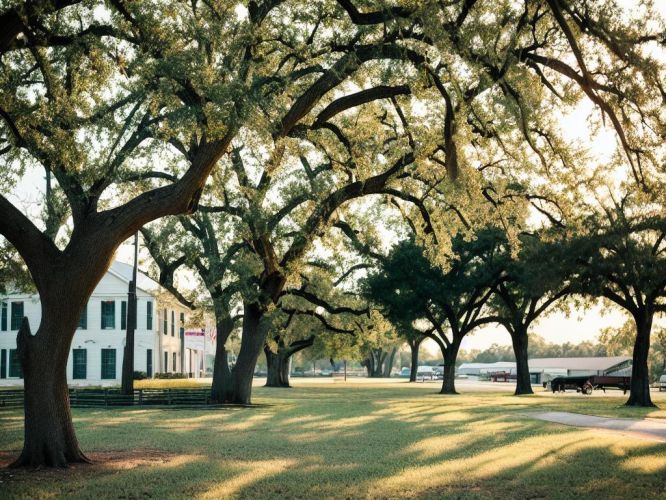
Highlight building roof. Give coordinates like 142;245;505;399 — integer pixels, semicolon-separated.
108;261;161;294
459;362;517;369
528;356;631;371
109;261;194;310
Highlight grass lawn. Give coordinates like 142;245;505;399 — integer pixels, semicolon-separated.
0;382;665;499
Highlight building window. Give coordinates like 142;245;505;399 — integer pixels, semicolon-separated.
163;308;167;335
8;349;22;378
146;349;153;377
146;301;153;330
121;300;127;330
164;351;168;372
1;302;7;331
78;303;87;330
172;352;177;371
101;301;115;329
171;310;175;336
101;349;116;379
10;301;24;330
0;349;6;378
73;349;87;379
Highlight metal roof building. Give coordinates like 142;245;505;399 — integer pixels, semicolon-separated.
457;357;633;384
529;356;632;384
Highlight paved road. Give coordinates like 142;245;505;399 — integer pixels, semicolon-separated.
526;411;666;442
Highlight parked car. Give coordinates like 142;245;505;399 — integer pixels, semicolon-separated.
416;366;435;380
660;374;666;392
398;367;411;378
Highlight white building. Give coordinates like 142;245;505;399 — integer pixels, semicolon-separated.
0;261;192;386
529;356;632;384
457;357;632;384
458;362;517;376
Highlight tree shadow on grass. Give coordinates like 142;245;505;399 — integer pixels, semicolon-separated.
0;385;664;498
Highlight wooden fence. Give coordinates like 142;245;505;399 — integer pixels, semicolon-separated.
0;388;214;409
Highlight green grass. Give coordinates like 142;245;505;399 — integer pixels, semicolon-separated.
0;382;665;499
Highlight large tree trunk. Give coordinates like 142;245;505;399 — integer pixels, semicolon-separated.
229;303;266;404
362;355;373;377
12;314;89;467
383;347;397;377
264;346;289;388
511;326;533;395
626;310;655;407
211;315;234;403
440;341;460;395
364;349;385;377
280;354;292;385
409;338;422;382
8;247;116;468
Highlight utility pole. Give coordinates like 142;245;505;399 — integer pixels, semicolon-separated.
121;232;138;395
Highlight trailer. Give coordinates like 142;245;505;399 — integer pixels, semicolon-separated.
550;375;631;395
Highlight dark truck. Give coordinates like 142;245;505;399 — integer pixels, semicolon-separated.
550;375;631;395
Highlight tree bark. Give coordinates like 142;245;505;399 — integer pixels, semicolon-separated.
211;315;234;403
511;326;533;395
363;349;385;377
383;346;397;377
409;338;422;382
280;354;292;385
440;341;460;395
229;303;266;404
11;316;89;467
626;310;655;407
264;346;289;388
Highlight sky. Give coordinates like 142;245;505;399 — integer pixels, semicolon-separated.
5;0;666;352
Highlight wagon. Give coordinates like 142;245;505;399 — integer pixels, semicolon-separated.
550;375;631;395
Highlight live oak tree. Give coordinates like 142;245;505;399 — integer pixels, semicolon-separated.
269;260;369;387
565;197;666;407
2;0;663;465
264;304;359;387
140;215;244;403
364;237;502;394
1;0;402;466
600;320;666;383
0;0;269;467
486;231;570;395
359;314;402;378
202;0;666;403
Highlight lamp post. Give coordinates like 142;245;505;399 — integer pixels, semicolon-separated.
121;232;138;395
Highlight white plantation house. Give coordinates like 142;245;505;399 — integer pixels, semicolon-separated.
0;261;193;386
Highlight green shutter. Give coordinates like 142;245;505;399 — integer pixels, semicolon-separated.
101;349;116;379
163;308;167;335
171;310;175;336
101;301;115;329
146;301;153;330
73;349;87;379
1;302;7;331
121;301;127;330
10;302;23;330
